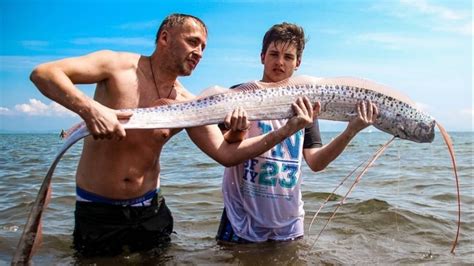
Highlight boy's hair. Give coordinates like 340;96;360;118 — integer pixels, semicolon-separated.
155;13;207;44
261;22;306;60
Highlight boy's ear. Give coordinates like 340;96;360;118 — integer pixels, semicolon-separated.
296;57;302;68
260;53;265;64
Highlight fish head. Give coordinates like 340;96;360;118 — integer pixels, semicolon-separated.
411;119;436;143
393;114;436;143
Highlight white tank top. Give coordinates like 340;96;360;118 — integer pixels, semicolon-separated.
222;119;305;241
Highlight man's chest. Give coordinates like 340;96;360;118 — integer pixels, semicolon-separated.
97;73;162;109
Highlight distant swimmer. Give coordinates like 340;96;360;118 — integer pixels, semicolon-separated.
59;129;66;139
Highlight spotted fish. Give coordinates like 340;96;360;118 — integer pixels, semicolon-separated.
115;75;435;143
13;75;459;264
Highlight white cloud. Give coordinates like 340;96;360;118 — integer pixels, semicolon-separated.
14;99;77;117
400;0;466;21
434;21;473;36
71;37;154;47
399;0;472;36
369;1;471;37
0;107;12;115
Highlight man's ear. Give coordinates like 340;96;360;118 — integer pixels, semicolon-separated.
260;53;265;64
158;30;169;46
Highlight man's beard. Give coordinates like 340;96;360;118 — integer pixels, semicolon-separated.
170;50;193;76
177;62;193;76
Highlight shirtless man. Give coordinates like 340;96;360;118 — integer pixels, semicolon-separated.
30;14;316;256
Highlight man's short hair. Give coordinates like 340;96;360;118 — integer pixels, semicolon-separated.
261;23;306;60
155;13;207;44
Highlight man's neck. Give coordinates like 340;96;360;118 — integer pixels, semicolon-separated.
149;53;177;90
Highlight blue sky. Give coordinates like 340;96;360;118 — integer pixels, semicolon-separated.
0;0;472;132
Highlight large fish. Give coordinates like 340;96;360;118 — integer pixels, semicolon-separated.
12;75;458;264
106;75;436;143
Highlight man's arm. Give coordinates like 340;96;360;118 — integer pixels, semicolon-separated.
303;100;378;172
187;97;315;167
30;50;132;139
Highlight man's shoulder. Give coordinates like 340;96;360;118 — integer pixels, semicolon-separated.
92;49;139;57
88;50;140;69
87;49;136;59
87;50;141;63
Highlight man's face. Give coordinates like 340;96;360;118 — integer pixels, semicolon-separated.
261;41;300;83
167;19;207;76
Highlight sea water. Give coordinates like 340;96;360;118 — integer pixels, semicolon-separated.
0;132;472;264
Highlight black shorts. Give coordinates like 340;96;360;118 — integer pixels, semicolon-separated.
73;192;173;257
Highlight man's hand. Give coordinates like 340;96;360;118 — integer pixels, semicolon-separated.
84;101;133;140
346;100;378;134
224;106;250;132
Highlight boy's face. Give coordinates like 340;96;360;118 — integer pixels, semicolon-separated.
261;41;301;83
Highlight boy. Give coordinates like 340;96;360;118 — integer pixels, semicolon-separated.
217;22;378;243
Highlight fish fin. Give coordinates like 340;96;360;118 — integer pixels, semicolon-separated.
230;82;262;92
198;85;229;97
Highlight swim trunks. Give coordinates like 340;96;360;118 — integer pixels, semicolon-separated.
216;208;252;244
76;187;157;207
216;208;303;244
73;187;173;256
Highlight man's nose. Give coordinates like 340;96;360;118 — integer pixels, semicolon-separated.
193;45;204;58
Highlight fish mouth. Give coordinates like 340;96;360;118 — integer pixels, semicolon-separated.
412;120;436;143
393;118;435;143
423;120;436;143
